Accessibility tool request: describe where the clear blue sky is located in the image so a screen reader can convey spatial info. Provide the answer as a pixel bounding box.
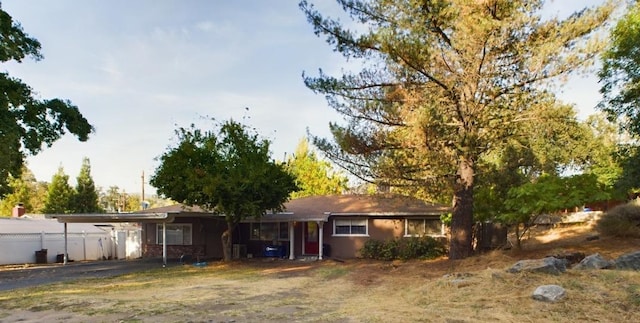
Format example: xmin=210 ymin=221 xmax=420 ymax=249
xmin=2 ymin=1 xmax=606 ymax=195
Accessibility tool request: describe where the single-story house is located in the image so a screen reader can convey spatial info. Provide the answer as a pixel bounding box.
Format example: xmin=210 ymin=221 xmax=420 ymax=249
xmin=137 ymin=194 xmax=450 ymax=260
xmin=49 ymin=194 xmax=450 ymax=263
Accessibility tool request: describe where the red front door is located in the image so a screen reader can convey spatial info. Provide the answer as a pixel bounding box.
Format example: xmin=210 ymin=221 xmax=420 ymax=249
xmin=304 ymin=222 xmax=319 ymax=254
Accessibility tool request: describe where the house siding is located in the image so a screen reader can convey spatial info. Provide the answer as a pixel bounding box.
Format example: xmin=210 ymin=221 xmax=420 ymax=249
xmin=325 ymin=218 xmax=405 ymax=259
xmin=141 ymin=217 xmax=226 ymax=260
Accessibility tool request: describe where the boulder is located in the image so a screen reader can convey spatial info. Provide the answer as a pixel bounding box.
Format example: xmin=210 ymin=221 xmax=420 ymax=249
xmin=573 ymin=253 xmax=613 ymax=270
xmin=546 ymin=251 xmax=585 ymax=265
xmin=532 ymin=285 xmax=566 ymax=302
xmin=507 ymin=257 xmax=568 ymax=275
xmin=613 ymin=251 xmax=640 ymax=270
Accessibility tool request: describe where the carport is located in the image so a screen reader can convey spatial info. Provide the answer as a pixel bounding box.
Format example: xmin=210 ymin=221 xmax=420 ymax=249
xmin=47 ymin=213 xmax=177 ymax=266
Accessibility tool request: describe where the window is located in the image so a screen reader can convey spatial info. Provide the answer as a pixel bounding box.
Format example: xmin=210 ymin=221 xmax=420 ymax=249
xmin=405 ymin=218 xmax=443 ymax=237
xmin=333 ymin=218 xmax=368 ymax=236
xmin=157 ymin=223 xmax=192 ymax=245
xmin=250 ymin=222 xmax=289 ymax=241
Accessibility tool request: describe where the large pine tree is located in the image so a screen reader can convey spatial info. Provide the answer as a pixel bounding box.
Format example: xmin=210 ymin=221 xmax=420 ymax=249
xmin=300 ymin=0 xmax=616 ymax=259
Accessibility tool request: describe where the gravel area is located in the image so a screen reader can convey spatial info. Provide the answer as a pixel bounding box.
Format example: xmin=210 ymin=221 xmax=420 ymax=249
xmin=0 ymin=258 xmax=173 ymax=291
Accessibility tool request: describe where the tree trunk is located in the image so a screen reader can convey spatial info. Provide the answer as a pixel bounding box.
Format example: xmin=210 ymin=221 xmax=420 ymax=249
xmin=449 ymin=156 xmax=475 ymax=260
xmin=221 ymin=221 xmax=236 ymax=261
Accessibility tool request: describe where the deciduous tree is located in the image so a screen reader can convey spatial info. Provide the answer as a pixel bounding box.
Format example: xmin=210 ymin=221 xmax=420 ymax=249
xmin=300 ymin=0 xmax=615 ymax=258
xmin=0 ymin=6 xmax=93 ymax=198
xmin=599 ymin=2 xmax=640 ymax=136
xmin=151 ymin=119 xmax=298 ymax=261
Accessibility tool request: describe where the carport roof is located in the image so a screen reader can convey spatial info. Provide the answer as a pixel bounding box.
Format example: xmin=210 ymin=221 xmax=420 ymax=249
xmin=46 ymin=212 xmax=174 ymax=223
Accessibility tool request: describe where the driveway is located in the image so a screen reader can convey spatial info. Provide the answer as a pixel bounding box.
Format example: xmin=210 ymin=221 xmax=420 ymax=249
xmin=0 ymin=259 xmax=173 ymax=291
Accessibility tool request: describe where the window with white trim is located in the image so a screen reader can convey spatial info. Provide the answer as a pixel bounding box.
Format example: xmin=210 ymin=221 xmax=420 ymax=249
xmin=157 ymin=223 xmax=192 ymax=245
xmin=250 ymin=222 xmax=289 ymax=241
xmin=405 ymin=218 xmax=443 ymax=237
xmin=333 ymin=218 xmax=368 ymax=236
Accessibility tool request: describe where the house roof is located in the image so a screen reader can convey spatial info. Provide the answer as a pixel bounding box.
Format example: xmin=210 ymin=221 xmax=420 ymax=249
xmin=284 ymin=194 xmax=449 ymax=216
xmin=47 ymin=194 xmax=449 ymax=224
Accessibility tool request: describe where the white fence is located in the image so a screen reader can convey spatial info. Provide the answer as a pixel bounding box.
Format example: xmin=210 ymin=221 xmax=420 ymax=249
xmin=0 ymin=229 xmax=142 ymax=265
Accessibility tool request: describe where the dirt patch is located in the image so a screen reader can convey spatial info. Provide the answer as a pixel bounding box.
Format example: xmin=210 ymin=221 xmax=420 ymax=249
xmin=1 ymin=224 xmax=639 ymax=322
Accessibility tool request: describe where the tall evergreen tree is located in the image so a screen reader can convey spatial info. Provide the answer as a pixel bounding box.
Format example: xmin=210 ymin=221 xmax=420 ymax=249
xmin=300 ymin=0 xmax=615 ymax=259
xmin=285 ymin=138 xmax=348 ymax=198
xmin=43 ymin=166 xmax=74 ymax=214
xmin=70 ymin=157 xmax=101 ymax=213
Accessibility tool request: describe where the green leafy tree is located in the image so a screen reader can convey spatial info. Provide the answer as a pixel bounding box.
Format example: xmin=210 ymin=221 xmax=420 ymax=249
xmin=151 ymin=119 xmax=298 ymax=261
xmin=504 ymin=173 xmax=610 ymax=248
xmin=42 ymin=166 xmax=74 ymax=214
xmin=475 ymin=105 xmax=612 ymax=221
xmin=98 ymin=186 xmax=123 ymax=212
xmin=300 ymin=0 xmax=615 ymax=258
xmin=0 ymin=166 xmax=48 ymax=216
xmin=599 ymin=2 xmax=640 ymax=136
xmin=0 ymin=5 xmax=94 ymax=198
xmin=581 ymin=114 xmax=625 ymax=198
xmin=285 ymin=137 xmax=348 ymax=198
xmin=70 ymin=157 xmax=101 ymax=213
xmin=0 ymin=166 xmax=34 ymax=216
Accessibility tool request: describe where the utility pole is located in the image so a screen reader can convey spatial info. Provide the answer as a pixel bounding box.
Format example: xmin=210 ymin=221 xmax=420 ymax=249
xmin=141 ymin=171 xmax=145 ymax=204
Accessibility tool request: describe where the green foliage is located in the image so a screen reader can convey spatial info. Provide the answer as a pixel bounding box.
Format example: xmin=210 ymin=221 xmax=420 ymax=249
xmin=596 ymin=202 xmax=640 ymax=238
xmin=70 ymin=157 xmax=101 ymax=213
xmin=500 ymin=172 xmax=611 ymax=247
xmin=599 ymin=2 xmax=640 ymax=136
xmin=285 ymin=137 xmax=348 ymax=199
xmin=0 ymin=6 xmax=93 ymax=198
xmin=42 ymin=166 xmax=74 ymax=214
xmin=503 ymin=173 xmax=609 ymax=224
xmin=300 ymin=0 xmax=615 ymax=259
xmin=360 ymin=237 xmax=446 ymax=261
xmin=151 ymin=119 xmax=298 ymax=260
xmin=613 ymin=144 xmax=640 ymax=198
xmin=0 ymin=167 xmax=33 ymax=216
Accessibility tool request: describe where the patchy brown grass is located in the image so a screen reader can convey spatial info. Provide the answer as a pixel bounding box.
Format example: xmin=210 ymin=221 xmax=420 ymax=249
xmin=0 ymin=224 xmax=639 ymax=322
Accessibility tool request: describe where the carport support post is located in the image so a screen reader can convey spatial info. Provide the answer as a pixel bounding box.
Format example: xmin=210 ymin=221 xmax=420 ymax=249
xmin=289 ymin=221 xmax=294 ymax=260
xmin=63 ymin=222 xmax=68 ymax=265
xmin=162 ymin=222 xmax=167 ymax=267
xmin=317 ymin=221 xmax=323 ymax=260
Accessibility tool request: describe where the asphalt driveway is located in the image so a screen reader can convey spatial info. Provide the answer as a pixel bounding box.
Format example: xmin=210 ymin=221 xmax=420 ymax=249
xmin=0 ymin=259 xmax=174 ymax=291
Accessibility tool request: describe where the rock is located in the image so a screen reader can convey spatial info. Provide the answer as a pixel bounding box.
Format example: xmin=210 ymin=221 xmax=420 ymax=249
xmin=532 ymin=285 xmax=566 ymax=302
xmin=613 ymin=251 xmax=640 ymax=270
xmin=507 ymin=257 xmax=568 ymax=275
xmin=546 ymin=251 xmax=585 ymax=265
xmin=573 ymin=253 xmax=613 ymax=270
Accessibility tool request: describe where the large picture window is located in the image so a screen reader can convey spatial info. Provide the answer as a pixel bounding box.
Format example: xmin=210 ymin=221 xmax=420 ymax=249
xmin=250 ymin=222 xmax=289 ymax=241
xmin=405 ymin=218 xmax=443 ymax=237
xmin=333 ymin=218 xmax=368 ymax=236
xmin=157 ymin=223 xmax=192 ymax=245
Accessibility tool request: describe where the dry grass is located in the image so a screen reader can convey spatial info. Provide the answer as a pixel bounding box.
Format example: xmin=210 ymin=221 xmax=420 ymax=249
xmin=0 ymin=224 xmax=639 ymax=322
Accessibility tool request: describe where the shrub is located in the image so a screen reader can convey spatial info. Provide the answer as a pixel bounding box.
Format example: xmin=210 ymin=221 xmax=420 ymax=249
xmin=597 ymin=202 xmax=640 ymax=238
xmin=360 ymin=236 xmax=447 ymax=261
